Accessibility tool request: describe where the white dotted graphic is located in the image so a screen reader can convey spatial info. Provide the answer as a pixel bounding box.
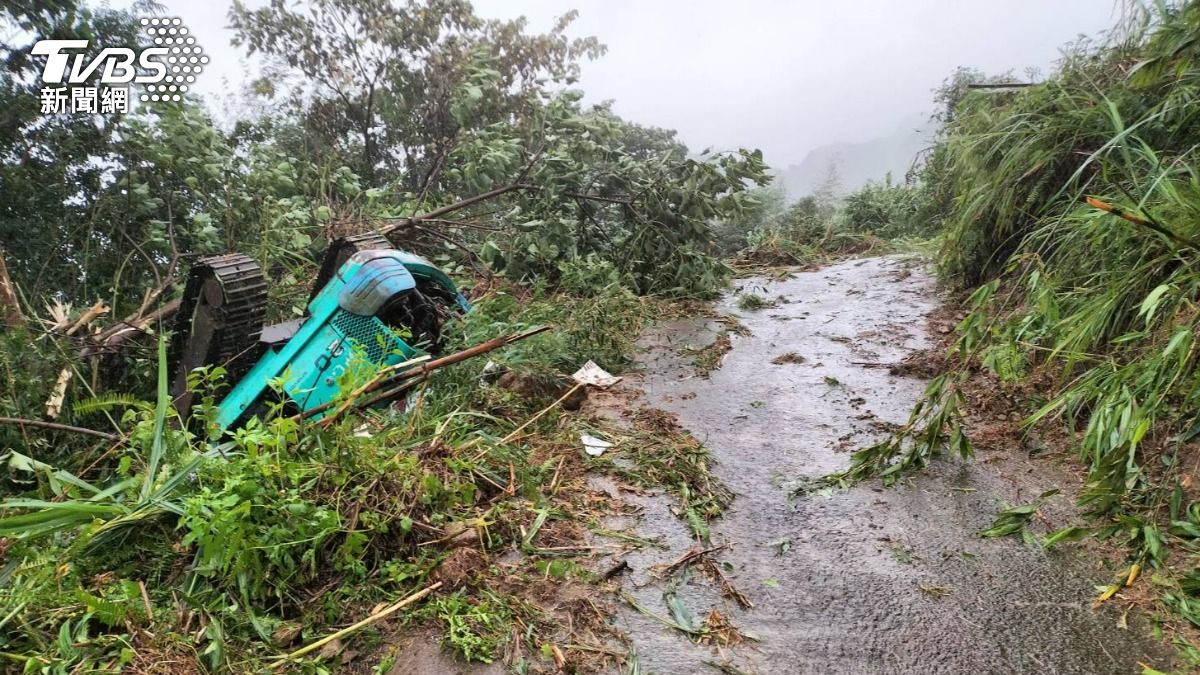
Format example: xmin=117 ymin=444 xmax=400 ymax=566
xmin=138 ymin=17 xmax=202 ymax=103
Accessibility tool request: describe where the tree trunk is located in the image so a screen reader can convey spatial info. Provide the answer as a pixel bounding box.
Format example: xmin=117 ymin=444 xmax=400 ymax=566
xmin=0 ymin=248 xmax=23 ymax=328
xmin=361 ymin=85 xmax=377 ymax=182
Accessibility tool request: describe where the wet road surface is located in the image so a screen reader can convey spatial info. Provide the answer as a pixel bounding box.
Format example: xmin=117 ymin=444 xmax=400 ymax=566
xmin=612 ymin=256 xmax=1169 ymax=674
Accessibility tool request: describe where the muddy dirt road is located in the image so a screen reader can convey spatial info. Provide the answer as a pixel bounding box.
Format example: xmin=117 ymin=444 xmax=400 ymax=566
xmin=612 ymin=256 xmax=1168 ymax=674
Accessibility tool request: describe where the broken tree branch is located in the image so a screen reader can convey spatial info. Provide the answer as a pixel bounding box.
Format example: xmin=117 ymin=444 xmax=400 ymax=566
xmin=82 ymin=297 xmax=181 ymax=357
xmin=269 ymin=581 xmax=443 ymax=668
xmin=655 ymin=543 xmax=731 ymax=579
xmin=384 ymin=183 xmax=633 ymax=236
xmin=65 ymin=301 xmax=109 ymax=337
xmin=385 ymin=183 xmax=527 ymax=234
xmin=411 ymin=224 xmax=487 ymax=267
xmin=0 ymin=248 xmax=23 ymax=328
xmin=966 ymin=82 xmax=1038 ymax=89
xmin=700 ymin=557 xmax=754 ymax=609
xmin=0 ymin=416 xmax=120 ymax=442
xmin=44 ymin=368 xmax=72 ymax=419
xmin=419 ymin=218 xmax=504 ymax=232
xmin=524 ymin=184 xmax=632 ymax=206
xmin=414 ymin=142 xmax=451 ymax=211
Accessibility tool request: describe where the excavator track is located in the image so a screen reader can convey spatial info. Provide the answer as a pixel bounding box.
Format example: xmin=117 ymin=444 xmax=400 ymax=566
xmin=168 ymin=253 xmax=268 ymax=419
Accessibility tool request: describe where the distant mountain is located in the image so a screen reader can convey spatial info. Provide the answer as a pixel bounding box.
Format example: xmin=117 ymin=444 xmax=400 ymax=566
xmin=775 ymin=117 xmax=937 ymax=199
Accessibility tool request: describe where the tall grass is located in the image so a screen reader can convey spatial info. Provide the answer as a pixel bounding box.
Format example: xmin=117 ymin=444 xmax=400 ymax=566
xmin=0 ymin=339 xmax=211 ymax=544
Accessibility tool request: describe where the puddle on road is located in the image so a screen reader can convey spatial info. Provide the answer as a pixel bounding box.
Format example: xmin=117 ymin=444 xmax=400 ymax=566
xmin=612 ymin=256 xmax=1170 ymax=674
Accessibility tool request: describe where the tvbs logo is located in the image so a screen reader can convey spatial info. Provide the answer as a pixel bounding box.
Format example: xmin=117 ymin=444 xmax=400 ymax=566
xmin=34 ymin=17 xmax=206 ymax=114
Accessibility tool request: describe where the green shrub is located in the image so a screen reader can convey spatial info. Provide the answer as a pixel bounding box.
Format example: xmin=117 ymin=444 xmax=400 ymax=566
xmin=838 ymin=175 xmax=935 ymax=240
xmin=557 ymin=253 xmax=625 ymax=295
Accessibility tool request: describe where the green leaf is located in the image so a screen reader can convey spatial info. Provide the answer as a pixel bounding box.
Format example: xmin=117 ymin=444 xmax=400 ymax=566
xmin=1138 ymin=284 xmax=1172 ymax=326
xmin=142 ymin=337 xmax=170 ymax=502
xmin=1042 ymin=526 xmax=1089 ymax=548
xmin=665 ymin=594 xmax=698 ymax=633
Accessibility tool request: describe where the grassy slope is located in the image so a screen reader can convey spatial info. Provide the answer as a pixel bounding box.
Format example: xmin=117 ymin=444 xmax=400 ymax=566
xmin=0 ymin=283 xmax=734 ymax=673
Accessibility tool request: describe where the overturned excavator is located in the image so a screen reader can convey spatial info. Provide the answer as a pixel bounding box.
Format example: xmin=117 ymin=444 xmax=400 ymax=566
xmin=167 ymin=233 xmax=469 ymax=431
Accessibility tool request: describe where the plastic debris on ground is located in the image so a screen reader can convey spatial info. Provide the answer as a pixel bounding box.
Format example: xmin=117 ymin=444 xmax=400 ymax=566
xmin=572 ymin=360 xmax=621 ymax=388
xmin=581 ymin=433 xmax=614 ymax=457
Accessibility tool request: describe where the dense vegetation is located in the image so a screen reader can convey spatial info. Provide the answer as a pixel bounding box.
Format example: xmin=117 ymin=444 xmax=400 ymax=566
xmin=721 ymin=168 xmax=936 ymax=268
xmin=820 ymin=0 xmax=1200 ymax=653
xmin=0 ymin=1 xmax=761 ymax=671
xmin=15 ymin=0 xmax=1200 ymax=669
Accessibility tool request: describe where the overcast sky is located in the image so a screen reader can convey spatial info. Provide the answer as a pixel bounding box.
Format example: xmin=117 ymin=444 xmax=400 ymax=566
xmin=106 ymin=0 xmax=1119 ymax=169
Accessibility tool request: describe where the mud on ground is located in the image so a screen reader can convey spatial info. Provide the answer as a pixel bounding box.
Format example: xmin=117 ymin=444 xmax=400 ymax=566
xmin=368 ymin=255 xmax=1175 ymax=674
xmin=602 ymin=255 xmax=1173 ymax=674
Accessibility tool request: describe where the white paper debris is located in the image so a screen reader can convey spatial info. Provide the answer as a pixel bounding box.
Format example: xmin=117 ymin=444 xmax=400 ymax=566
xmin=572 ymin=360 xmax=621 ymax=388
xmin=581 ymin=433 xmax=613 ymax=457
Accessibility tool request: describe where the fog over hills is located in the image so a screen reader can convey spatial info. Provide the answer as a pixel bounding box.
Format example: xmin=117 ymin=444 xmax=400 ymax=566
xmin=123 ymin=0 xmax=1115 ymax=189
xmin=775 ymin=115 xmax=937 ymax=199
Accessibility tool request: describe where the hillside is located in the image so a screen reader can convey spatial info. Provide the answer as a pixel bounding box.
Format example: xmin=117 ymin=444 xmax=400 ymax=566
xmin=775 ymin=116 xmax=935 ymax=198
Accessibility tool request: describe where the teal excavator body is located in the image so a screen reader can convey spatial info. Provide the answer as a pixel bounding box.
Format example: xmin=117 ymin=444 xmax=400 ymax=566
xmin=168 ymin=234 xmax=469 ymax=431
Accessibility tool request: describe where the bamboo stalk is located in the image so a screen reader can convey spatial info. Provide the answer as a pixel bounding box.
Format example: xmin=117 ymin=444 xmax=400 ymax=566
xmin=499 ymin=382 xmax=584 ymax=444
xmin=356 ymin=375 xmax=428 ymax=411
xmin=296 ymin=325 xmax=551 ymax=423
xmin=269 ymin=581 xmax=443 ymax=668
xmin=1087 ymin=196 xmax=1200 ymax=250
xmin=317 ymin=354 xmax=431 ymax=427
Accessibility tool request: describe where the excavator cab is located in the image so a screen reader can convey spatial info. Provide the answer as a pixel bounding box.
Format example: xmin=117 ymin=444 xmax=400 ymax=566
xmin=167 ymin=233 xmax=469 ymax=431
